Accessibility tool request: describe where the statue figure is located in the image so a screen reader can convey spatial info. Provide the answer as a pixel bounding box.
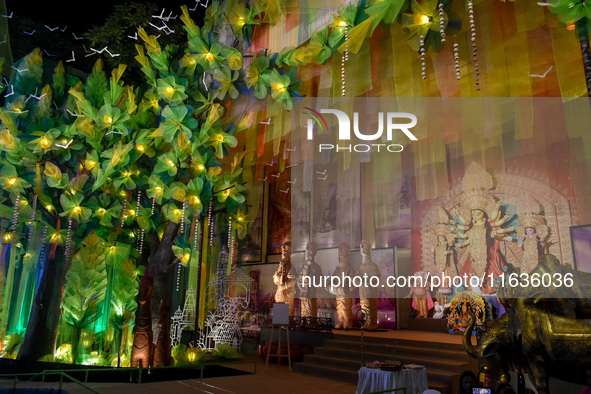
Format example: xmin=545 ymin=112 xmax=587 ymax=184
xmin=430 ymin=210 xmax=458 ymax=305
xmin=515 ymin=200 xmax=548 ymax=274
xmin=273 ymin=242 xmax=294 ymax=316
xmin=405 ymin=271 xmax=434 ymax=318
xmin=131 ymin=272 xmax=153 ymax=368
xmin=450 ymin=163 xmax=514 ymax=293
xmin=297 ymin=242 xmax=322 ymax=318
xmin=357 ymin=240 xmax=380 ymax=330
xmin=328 ymin=243 xmax=355 ymax=329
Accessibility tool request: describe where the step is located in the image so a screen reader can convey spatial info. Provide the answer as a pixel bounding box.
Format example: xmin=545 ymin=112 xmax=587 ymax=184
xmin=313 ymin=348 xmax=470 ymax=374
xmin=292 ymin=362 xmax=358 ymax=385
xmin=323 ymin=339 xmax=468 ymax=360
xmin=333 ymin=335 xmax=467 ymax=353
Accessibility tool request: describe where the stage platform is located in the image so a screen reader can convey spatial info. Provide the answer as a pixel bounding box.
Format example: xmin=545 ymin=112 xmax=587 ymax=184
xmin=292 ymin=328 xmax=477 ymax=394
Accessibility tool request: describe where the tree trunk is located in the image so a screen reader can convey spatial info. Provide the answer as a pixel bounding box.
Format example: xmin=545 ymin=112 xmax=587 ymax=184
xmin=149 ymin=222 xmax=179 ymax=316
xmin=17 ymin=221 xmax=78 ymax=362
xmin=148 ymin=221 xmax=179 ymax=366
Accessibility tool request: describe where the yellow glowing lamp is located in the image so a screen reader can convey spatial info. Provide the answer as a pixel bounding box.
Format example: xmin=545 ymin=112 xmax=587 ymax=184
xmin=223 ymin=189 xmax=231 ymax=197
xmin=186 ymin=56 xmax=196 ymax=65
xmin=103 ymin=115 xmax=113 ymax=125
xmin=182 ymin=253 xmax=190 ymax=263
xmin=7 ymin=177 xmax=17 ymax=187
xmin=154 ymin=186 xmax=163 ymax=194
xmin=187 ymin=350 xmax=197 ymax=362
xmin=110 ymin=246 xmax=116 ymax=253
xmin=97 ymin=208 xmax=106 ymax=216
xmin=335 ymin=18 xmax=347 ymax=27
xmin=164 ymin=86 xmax=175 ymax=97
xmin=418 ymin=14 xmax=430 ymax=25
xmin=3 ymin=232 xmax=13 ymax=242
xmin=151 ymin=99 xmax=159 ymax=107
xmin=190 ymin=195 xmax=200 ymax=205
xmin=40 ymin=137 xmax=52 ymax=149
xmin=216 ymin=134 xmax=225 ymax=142
xmin=236 ymin=17 xmax=245 ymax=26
xmin=73 ymin=206 xmax=82 ymax=215
xmin=166 ymin=158 xmax=175 ymax=167
xmin=174 ymin=209 xmax=182 ymax=217
xmin=205 ymin=52 xmax=214 ymax=61
xmin=120 ymin=191 xmax=127 ymax=197
xmin=238 ymin=215 xmax=245 ymax=222
xmin=46 ymin=205 xmax=53 ymax=211
xmin=196 ymin=163 xmax=205 ymax=171
xmin=127 ymin=209 xmax=135 ymax=216
xmin=136 ymin=144 xmax=145 ymax=152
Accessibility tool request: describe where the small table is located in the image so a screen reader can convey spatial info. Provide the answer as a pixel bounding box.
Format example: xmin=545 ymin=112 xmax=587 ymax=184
xmin=356 ymin=366 xmax=429 ymax=394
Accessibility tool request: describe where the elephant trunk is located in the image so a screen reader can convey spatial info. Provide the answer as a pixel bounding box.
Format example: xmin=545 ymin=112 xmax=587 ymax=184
xmin=463 ymin=311 xmax=478 ymax=359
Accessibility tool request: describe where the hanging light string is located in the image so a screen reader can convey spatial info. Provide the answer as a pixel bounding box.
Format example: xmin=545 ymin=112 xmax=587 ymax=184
xmin=454 ymin=43 xmax=461 ymax=80
xmin=135 ymin=191 xmax=144 ymax=253
xmin=176 ymin=258 xmax=182 ymax=293
xmin=65 ymin=218 xmax=73 ymax=259
xmin=11 ymin=195 xmax=20 ymax=232
xmin=342 ymin=24 xmax=349 ymax=96
xmin=27 ymin=196 xmax=37 ymax=245
xmin=227 ymin=216 xmax=233 ymax=267
xmin=439 ymin=2 xmax=446 ymax=43
xmin=420 ymin=35 xmax=426 ymax=80
xmin=180 ymin=200 xmax=187 ymax=234
xmin=208 ymin=201 xmax=214 ymax=246
xmin=194 ymin=218 xmax=200 ymax=251
xmin=467 ymin=0 xmax=480 ymax=90
xmin=38 ymin=225 xmax=48 ymax=266
xmin=120 ymin=196 xmax=128 ymax=229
